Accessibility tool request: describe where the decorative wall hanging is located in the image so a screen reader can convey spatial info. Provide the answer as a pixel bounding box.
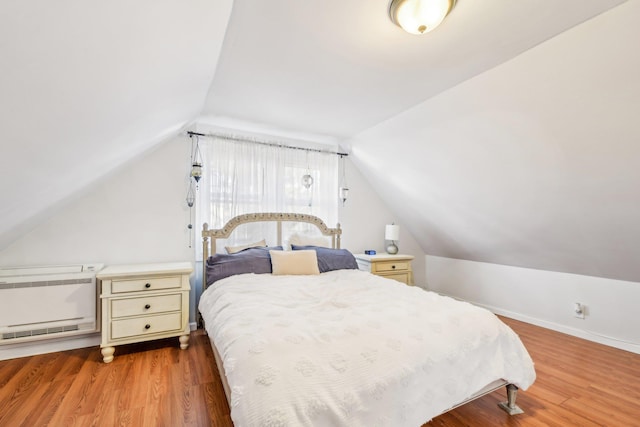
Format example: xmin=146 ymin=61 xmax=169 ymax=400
xmin=186 ymin=180 xmax=195 ymax=247
xmin=186 ymin=132 xmax=205 ymax=248
xmin=302 ymin=151 xmax=314 ymax=189
xmin=339 ymin=154 xmax=349 ymax=206
xmin=190 ymin=134 xmax=203 ymax=187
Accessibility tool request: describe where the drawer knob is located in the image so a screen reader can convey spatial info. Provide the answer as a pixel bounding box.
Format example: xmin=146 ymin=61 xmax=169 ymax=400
xmin=144 ymin=304 xmax=151 ymax=309
xmin=145 ymin=324 xmax=151 ymax=330
xmin=392 ymin=265 xmax=396 ymax=269
xmin=145 ymin=283 xmax=151 ymax=288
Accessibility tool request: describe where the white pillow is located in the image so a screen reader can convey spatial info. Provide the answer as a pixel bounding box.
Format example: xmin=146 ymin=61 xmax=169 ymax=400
xmin=270 ymin=250 xmax=320 ymax=275
xmin=287 ymin=233 xmax=331 ymax=249
xmin=225 ymin=239 xmax=267 ymax=254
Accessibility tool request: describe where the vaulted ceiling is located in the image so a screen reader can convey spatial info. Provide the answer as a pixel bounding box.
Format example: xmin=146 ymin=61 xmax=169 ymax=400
xmin=201 ymin=0 xmax=626 ymax=138
xmin=0 ymin=0 xmax=233 ymax=249
xmin=2 ymin=0 xmax=638 ymax=281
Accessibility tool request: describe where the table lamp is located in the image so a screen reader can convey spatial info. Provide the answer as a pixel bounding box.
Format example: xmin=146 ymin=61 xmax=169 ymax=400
xmin=385 ymin=224 xmax=400 ymax=254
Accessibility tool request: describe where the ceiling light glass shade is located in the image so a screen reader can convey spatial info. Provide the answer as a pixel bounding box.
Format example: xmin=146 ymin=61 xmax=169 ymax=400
xmin=389 ymin=0 xmax=456 ymax=35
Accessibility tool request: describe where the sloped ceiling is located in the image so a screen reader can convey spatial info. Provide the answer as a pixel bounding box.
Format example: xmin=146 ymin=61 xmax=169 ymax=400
xmin=0 ymin=0 xmax=233 ymax=249
xmin=347 ymin=1 xmax=640 ymax=282
xmin=203 ymin=0 xmax=637 ymax=281
xmin=202 ymin=0 xmax=625 ymax=137
xmin=2 ymin=0 xmax=636 ymax=284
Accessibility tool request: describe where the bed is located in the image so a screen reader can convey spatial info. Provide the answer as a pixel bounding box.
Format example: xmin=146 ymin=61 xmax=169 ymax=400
xmin=198 ymin=213 xmax=536 ymax=426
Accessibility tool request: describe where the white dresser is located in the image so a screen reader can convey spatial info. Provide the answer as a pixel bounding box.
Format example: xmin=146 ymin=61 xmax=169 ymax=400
xmin=97 ymin=262 xmax=192 ymax=363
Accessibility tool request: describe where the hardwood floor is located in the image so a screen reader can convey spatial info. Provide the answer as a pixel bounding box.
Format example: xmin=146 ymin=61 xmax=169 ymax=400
xmin=428 ymin=317 xmax=640 ymax=427
xmin=1 ymin=317 xmax=638 ymax=426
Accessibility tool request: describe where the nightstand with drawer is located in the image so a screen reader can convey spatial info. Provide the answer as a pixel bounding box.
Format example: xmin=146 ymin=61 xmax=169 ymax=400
xmin=97 ymin=262 xmax=192 ymax=363
xmin=354 ymin=254 xmax=414 ymax=285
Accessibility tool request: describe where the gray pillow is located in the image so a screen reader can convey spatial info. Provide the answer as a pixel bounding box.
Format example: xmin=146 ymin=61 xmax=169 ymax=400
xmin=291 ymin=245 xmax=358 ymax=273
xmin=206 ymin=247 xmax=282 ymax=286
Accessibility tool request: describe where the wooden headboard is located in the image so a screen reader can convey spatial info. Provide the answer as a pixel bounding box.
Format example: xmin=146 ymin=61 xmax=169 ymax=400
xmin=202 ymin=212 xmax=342 ymax=288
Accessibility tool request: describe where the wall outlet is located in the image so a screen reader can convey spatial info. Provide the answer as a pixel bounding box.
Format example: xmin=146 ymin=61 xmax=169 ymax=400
xmin=574 ymin=302 xmax=586 ymax=319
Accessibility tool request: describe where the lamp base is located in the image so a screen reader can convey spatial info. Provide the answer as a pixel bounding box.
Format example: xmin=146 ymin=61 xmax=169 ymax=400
xmin=386 ymin=242 xmax=398 ymax=255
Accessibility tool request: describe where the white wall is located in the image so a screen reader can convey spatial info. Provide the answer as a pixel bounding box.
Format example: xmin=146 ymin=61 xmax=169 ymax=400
xmin=340 ymin=157 xmax=426 ymax=286
xmin=347 ymin=1 xmax=640 ymax=283
xmin=0 ymin=135 xmax=195 ymax=359
xmin=0 ymin=136 xmax=194 ymax=266
xmin=0 ymin=0 xmax=233 ymax=251
xmin=0 ymin=131 xmax=426 ymax=358
xmin=426 ymin=255 xmax=640 ymax=354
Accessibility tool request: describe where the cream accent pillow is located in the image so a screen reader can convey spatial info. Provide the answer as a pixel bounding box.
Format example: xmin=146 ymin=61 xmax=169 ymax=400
xmin=225 ymin=239 xmax=267 ymax=254
xmin=270 ymin=250 xmax=320 ymax=275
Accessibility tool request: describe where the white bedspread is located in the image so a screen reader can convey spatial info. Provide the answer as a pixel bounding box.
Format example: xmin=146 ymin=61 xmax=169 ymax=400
xmin=199 ymin=269 xmax=535 ymax=427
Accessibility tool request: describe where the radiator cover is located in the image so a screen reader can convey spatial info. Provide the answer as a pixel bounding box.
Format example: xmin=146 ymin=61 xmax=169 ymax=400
xmin=0 ymin=264 xmax=103 ymax=344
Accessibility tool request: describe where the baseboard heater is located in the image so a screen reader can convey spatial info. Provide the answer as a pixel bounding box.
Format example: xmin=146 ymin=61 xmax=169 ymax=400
xmin=0 ymin=264 xmax=103 ymax=344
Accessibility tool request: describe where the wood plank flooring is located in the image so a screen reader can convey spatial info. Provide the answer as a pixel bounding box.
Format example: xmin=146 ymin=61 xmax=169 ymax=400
xmin=1 ymin=317 xmax=638 ymax=426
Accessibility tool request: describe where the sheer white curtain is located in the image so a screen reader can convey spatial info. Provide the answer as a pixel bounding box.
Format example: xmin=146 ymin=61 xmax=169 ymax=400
xmin=195 ymin=136 xmax=339 ymax=258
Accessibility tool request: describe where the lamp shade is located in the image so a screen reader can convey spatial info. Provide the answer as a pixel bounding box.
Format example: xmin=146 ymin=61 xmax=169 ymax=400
xmin=385 ymin=224 xmax=400 ymax=241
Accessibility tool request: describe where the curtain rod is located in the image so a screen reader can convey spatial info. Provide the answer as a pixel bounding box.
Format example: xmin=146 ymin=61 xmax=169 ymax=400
xmin=187 ymin=131 xmax=348 ymax=157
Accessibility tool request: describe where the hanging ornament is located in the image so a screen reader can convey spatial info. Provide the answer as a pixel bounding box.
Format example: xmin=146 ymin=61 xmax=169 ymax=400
xmin=339 ymin=155 xmax=349 ymax=206
xmin=302 ymin=151 xmax=314 ymax=189
xmin=186 ymin=134 xmax=201 ymax=248
xmin=301 ymin=173 xmax=314 ymax=189
xmin=186 ymin=180 xmax=195 ymax=208
xmin=186 ymin=178 xmax=196 ymax=248
xmin=339 ymin=186 xmax=349 ymax=206
xmin=190 ymin=135 xmax=203 ymax=185
xmin=191 ymin=163 xmax=202 ymax=182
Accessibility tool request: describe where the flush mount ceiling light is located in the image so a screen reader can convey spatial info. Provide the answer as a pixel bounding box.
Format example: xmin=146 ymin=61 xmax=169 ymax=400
xmin=389 ymin=0 xmax=457 ymax=35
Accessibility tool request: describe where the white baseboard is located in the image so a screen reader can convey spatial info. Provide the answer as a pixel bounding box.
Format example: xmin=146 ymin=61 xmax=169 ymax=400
xmin=436 ymin=291 xmax=640 ymax=355
xmin=0 ymin=333 xmax=101 ymax=361
xmin=1 ymin=323 xmax=200 ymax=361
xmin=426 ymin=256 xmax=640 ymax=355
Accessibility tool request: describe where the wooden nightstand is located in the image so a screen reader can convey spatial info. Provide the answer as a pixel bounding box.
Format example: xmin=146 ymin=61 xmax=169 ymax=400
xmin=97 ymin=262 xmax=192 ymax=363
xmin=354 ymin=254 xmax=414 ymax=285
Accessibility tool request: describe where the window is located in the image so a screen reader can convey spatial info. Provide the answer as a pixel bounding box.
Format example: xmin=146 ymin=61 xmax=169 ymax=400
xmin=195 ymin=136 xmax=339 ymax=257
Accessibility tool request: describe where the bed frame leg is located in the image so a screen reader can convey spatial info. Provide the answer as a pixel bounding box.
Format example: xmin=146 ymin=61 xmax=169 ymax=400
xmin=498 ymin=384 xmax=524 ymax=415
